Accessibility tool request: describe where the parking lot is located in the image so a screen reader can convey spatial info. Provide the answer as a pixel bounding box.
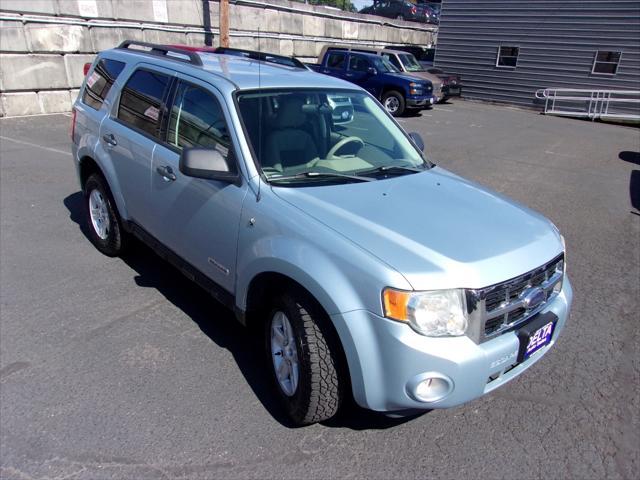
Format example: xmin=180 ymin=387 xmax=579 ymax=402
xmin=1 ymin=101 xmax=638 ymax=479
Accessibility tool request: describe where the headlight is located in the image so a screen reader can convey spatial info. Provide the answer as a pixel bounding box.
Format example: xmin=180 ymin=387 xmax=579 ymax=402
xmin=382 ymin=288 xmax=468 ymax=336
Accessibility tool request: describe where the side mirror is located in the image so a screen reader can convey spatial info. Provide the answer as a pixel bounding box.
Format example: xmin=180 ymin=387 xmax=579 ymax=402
xmin=367 ymin=66 xmax=378 ymax=76
xmin=409 ymin=132 xmax=425 ymax=152
xmin=179 ymin=147 xmax=238 ymax=183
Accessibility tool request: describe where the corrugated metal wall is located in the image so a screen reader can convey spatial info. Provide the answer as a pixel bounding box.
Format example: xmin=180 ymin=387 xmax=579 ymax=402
xmin=434 ymin=0 xmax=640 ymax=107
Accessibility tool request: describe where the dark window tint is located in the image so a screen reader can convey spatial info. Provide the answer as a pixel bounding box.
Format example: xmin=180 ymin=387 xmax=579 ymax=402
xmin=497 ymin=46 xmax=519 ymax=68
xmin=349 ymin=55 xmax=370 ymax=72
xmin=327 ymin=52 xmax=346 ymax=69
xmin=592 ymin=51 xmax=621 ymax=75
xmin=82 ymin=59 xmax=125 ymax=110
xmin=167 ymin=82 xmax=231 ymax=159
xmin=117 ymin=69 xmax=171 ymax=138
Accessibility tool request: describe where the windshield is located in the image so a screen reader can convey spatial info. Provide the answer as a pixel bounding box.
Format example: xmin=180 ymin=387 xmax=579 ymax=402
xmin=398 ymin=53 xmax=424 ymax=72
xmin=373 ymin=57 xmax=400 ymax=73
xmin=237 ymin=89 xmax=428 ymax=185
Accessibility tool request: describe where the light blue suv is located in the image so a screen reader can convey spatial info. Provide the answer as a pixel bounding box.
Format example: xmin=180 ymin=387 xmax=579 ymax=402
xmin=71 ymin=41 xmax=572 ymax=426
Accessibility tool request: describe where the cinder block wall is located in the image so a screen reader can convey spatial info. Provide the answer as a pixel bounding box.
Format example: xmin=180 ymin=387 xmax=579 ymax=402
xmin=0 ymin=0 xmax=436 ymax=117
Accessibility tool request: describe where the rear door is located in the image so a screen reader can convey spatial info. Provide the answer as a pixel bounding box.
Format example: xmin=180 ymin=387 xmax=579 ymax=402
xmin=148 ymin=76 xmax=248 ymax=293
xmin=100 ymin=65 xmax=174 ymax=225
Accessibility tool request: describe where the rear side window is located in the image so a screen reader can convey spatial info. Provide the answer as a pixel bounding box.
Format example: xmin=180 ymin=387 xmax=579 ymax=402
xmin=167 ymin=81 xmax=231 ymax=158
xmin=82 ymin=58 xmax=125 ymax=110
xmin=117 ymin=69 xmax=172 ymax=138
xmin=327 ymin=52 xmax=346 ymax=69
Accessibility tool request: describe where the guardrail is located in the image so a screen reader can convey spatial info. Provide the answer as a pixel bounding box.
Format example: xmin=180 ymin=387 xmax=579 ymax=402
xmin=534 ymin=88 xmax=640 ymax=121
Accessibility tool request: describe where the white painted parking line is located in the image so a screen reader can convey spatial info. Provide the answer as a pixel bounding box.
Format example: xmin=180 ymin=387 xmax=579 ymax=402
xmin=0 ymin=112 xmax=71 ymax=120
xmin=545 ymin=150 xmax=577 ymax=158
xmin=0 ymin=135 xmax=70 ymax=156
xmin=433 ymin=107 xmax=453 ymax=112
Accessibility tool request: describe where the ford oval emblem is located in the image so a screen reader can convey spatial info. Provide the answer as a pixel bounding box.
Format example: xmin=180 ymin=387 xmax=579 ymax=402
xmin=521 ymin=287 xmax=546 ymax=310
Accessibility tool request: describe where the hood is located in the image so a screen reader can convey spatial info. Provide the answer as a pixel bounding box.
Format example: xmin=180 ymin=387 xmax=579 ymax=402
xmin=272 ymin=167 xmax=563 ymax=290
xmin=397 ymin=71 xmax=443 ymax=88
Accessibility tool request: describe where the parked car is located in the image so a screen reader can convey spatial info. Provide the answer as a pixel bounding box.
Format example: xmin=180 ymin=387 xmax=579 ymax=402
xmin=72 ymin=40 xmax=572 ymax=427
xmin=321 ymin=45 xmax=444 ymax=103
xmin=385 ymin=45 xmax=462 ymax=99
xmin=309 ymin=48 xmax=436 ymax=116
xmin=359 ymin=0 xmax=428 ymax=22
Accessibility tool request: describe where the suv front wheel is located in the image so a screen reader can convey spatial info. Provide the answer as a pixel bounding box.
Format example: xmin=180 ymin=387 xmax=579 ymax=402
xmin=266 ymin=289 xmax=343 ymax=426
xmin=382 ymin=90 xmax=406 ymax=117
xmin=84 ymin=173 xmax=128 ymax=257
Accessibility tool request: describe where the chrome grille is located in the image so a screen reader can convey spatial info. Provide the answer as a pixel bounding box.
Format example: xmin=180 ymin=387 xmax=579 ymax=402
xmin=466 ymin=253 xmax=564 ymax=343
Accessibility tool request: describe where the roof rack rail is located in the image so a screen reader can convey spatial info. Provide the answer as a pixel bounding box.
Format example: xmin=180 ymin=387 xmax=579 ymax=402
xmin=213 ymin=47 xmax=308 ymax=70
xmin=117 ymin=40 xmax=203 ymax=67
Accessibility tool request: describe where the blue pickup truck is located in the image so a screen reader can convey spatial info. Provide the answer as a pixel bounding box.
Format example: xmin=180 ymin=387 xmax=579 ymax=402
xmin=309 ymin=49 xmax=436 ymax=116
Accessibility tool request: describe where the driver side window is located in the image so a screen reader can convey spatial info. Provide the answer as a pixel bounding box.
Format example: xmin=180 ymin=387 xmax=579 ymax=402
xmin=167 ymin=81 xmax=231 ymax=158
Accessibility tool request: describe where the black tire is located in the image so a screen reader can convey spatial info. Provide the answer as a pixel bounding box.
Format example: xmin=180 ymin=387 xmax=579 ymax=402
xmin=84 ymin=173 xmax=128 ymax=257
xmin=265 ymin=289 xmax=343 ymax=426
xmin=382 ymin=90 xmax=406 ymax=117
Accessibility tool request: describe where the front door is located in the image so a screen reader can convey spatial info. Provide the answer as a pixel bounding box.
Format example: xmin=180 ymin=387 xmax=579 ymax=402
xmin=149 ymin=77 xmax=248 ymax=293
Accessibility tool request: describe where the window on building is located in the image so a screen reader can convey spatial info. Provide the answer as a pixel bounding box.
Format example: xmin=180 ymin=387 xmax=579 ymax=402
xmin=592 ymin=51 xmax=621 ymax=75
xmin=117 ymin=69 xmax=172 ymax=138
xmin=496 ymin=46 xmax=519 ymax=68
xmin=82 ymin=59 xmax=125 ymax=110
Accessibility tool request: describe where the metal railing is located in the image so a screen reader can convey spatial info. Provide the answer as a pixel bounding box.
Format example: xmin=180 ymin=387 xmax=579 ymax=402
xmin=534 ymin=88 xmax=640 ymax=121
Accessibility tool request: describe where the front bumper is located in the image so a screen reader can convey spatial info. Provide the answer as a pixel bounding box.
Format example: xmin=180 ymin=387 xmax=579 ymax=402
xmin=406 ymin=95 xmax=436 ymax=108
xmin=332 ymin=278 xmax=572 ymax=412
xmin=442 ymin=85 xmax=462 ymax=98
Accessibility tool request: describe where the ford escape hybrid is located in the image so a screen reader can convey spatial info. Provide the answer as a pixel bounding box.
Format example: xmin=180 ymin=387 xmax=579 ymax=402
xmin=71 ymin=41 xmax=573 ymax=426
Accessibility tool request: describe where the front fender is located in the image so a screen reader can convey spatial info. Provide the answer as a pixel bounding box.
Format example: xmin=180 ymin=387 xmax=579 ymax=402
xmin=236 ymin=236 xmax=362 ymax=316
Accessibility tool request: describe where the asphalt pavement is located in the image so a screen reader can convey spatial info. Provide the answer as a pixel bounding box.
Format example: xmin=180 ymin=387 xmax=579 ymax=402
xmin=1 ymin=101 xmax=639 ymax=479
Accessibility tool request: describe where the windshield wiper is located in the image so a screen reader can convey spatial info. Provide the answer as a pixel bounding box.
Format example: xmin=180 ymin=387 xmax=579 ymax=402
xmin=358 ymin=164 xmax=427 ymax=176
xmin=268 ymin=171 xmax=375 ymax=184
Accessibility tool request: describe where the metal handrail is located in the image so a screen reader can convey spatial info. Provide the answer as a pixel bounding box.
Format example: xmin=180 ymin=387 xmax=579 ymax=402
xmin=535 ymin=88 xmax=640 ymax=121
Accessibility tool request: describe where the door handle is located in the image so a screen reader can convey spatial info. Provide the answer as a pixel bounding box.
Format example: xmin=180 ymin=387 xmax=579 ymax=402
xmin=156 ymin=165 xmax=176 ymax=182
xmin=102 ymin=133 xmax=117 ymax=146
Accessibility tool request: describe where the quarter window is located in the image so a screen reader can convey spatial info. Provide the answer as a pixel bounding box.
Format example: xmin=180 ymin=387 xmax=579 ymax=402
xmin=496 ymin=46 xmax=519 ymax=68
xmin=167 ymin=81 xmax=231 ymax=159
xmin=117 ymin=69 xmax=172 ymax=138
xmin=592 ymin=51 xmax=621 ymax=75
xmin=82 ymin=59 xmax=125 ymax=110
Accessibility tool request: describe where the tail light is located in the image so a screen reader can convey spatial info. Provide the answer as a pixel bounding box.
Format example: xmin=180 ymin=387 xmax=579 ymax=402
xmin=411 ymin=6 xmax=416 ymax=14
xmin=70 ymin=108 xmax=77 ymax=142
xmin=83 ymin=62 xmax=91 ymax=76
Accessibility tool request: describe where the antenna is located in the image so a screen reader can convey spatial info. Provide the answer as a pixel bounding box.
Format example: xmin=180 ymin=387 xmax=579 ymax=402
xmin=256 ymin=27 xmax=262 ymax=202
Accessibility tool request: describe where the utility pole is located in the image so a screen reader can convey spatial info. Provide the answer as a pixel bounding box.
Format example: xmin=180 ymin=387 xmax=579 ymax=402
xmin=219 ymin=0 xmax=230 ymax=47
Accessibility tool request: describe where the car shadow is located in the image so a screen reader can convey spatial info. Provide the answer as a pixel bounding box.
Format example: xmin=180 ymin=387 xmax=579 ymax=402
xmin=63 ymin=191 xmax=421 ymax=430
xmin=619 ymin=151 xmax=640 ymax=214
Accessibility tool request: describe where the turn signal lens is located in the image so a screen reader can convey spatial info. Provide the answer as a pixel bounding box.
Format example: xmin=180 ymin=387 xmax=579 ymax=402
xmin=383 ymin=288 xmax=410 ymax=321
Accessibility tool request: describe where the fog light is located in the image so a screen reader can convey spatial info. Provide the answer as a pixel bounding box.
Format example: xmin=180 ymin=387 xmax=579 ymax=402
xmin=408 ymin=373 xmax=454 ymax=403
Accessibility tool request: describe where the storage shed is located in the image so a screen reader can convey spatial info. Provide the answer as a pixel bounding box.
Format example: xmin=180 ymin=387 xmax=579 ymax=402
xmin=433 ymin=0 xmax=640 ymax=107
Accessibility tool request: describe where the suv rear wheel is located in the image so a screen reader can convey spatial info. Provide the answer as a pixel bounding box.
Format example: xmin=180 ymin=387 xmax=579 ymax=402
xmin=84 ymin=173 xmax=128 ymax=257
xmin=382 ymin=90 xmax=405 ymax=117
xmin=265 ymin=289 xmax=343 ymax=426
